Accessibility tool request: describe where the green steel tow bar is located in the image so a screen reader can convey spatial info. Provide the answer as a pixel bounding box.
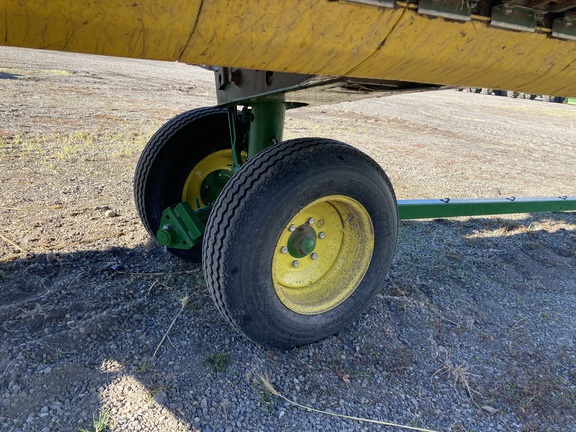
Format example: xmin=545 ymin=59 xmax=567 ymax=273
xmin=398 ymin=196 xmax=576 ymax=219
xmin=158 ymin=192 xmax=576 ymax=250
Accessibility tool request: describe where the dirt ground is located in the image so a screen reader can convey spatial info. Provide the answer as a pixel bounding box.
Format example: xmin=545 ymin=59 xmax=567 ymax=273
xmin=0 ymin=47 xmax=575 ymax=432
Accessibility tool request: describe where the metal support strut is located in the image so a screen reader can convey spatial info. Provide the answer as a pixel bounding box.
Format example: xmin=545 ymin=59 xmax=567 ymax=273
xmin=248 ymin=99 xmax=286 ymax=158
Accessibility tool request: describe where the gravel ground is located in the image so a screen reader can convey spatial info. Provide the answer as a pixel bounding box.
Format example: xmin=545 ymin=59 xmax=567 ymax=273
xmin=0 ymin=47 xmax=575 ymax=432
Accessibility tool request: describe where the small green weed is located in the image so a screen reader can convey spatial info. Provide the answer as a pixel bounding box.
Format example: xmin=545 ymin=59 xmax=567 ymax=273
xmin=79 ymin=409 xmax=109 ymax=432
xmin=252 ymin=377 xmax=275 ymax=413
xmin=257 ymin=388 xmax=275 ymax=413
xmin=205 ymin=352 xmax=232 ymax=373
xmin=138 ymin=359 xmax=151 ymax=373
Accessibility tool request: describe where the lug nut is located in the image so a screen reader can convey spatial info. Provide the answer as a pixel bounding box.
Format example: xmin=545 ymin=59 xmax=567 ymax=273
xmin=308 ymin=218 xmax=315 ymax=225
xmin=289 ymin=224 xmax=296 ymax=232
xmin=319 ymin=232 xmax=326 ymax=239
xmin=311 ymin=253 xmax=318 ymax=260
xmin=281 ymin=246 xmax=288 ymax=254
xmin=292 ymin=260 xmax=300 ymax=268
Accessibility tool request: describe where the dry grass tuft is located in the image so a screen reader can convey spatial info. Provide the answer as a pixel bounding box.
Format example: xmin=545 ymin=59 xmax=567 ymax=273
xmin=257 ymin=374 xmax=438 ymax=431
xmin=496 ymin=362 xmax=576 ymax=423
xmin=433 ymin=352 xmax=483 ymax=405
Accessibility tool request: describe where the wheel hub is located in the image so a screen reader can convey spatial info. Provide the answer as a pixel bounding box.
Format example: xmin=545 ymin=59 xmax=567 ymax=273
xmin=182 ymin=149 xmax=236 ymax=208
xmin=272 ymin=195 xmax=374 ymax=315
xmin=200 ymin=169 xmax=232 ymax=206
xmin=287 ymin=224 xmax=317 ymax=258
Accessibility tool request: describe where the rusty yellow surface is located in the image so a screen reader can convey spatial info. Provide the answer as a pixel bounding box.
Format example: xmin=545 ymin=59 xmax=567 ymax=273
xmin=0 ymin=0 xmax=203 ymax=60
xmin=1 ymin=0 xmax=575 ymax=96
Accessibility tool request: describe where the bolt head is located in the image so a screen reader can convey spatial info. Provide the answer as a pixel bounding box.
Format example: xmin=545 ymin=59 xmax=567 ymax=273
xmin=308 ymin=218 xmax=315 ymax=225
xmin=289 ymin=224 xmax=296 ymax=232
xmin=157 ymin=225 xmax=177 ymax=246
xmin=281 ymin=246 xmax=288 ymax=254
xmin=292 ymin=260 xmax=300 ymax=268
xmin=319 ymin=232 xmax=326 ymax=239
xmin=311 ymin=253 xmax=318 ymax=260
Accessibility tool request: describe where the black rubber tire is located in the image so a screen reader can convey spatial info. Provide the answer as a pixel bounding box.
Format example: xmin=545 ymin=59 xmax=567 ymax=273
xmin=134 ymin=107 xmax=233 ymax=262
xmin=202 ymin=138 xmax=398 ymax=348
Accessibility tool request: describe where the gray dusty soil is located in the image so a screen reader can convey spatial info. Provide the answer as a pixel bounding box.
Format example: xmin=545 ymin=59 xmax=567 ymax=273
xmin=0 ymin=47 xmax=575 ymax=432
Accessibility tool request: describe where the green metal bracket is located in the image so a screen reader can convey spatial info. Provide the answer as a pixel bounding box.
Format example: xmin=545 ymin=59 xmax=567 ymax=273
xmin=491 ymin=5 xmax=536 ymax=32
xmin=418 ymin=0 xmax=471 ymax=21
xmin=398 ymin=197 xmax=576 ymax=220
xmin=552 ymin=17 xmax=576 ymax=41
xmin=156 ymin=201 xmax=207 ymax=249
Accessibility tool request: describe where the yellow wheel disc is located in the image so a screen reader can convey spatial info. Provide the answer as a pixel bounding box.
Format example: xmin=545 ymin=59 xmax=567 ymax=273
xmin=272 ymin=195 xmax=374 ymax=315
xmin=182 ymin=149 xmax=239 ymax=207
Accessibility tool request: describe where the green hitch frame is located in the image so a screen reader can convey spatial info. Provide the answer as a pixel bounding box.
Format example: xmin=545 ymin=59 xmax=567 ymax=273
xmin=398 ymin=196 xmax=576 ymax=219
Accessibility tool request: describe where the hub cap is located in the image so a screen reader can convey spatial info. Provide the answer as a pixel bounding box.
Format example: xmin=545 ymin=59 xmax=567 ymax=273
xmin=182 ymin=149 xmax=235 ymax=207
xmin=272 ymin=195 xmax=374 ymax=315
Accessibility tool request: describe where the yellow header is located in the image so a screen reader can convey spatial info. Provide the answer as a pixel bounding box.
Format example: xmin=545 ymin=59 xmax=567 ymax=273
xmin=1 ymin=0 xmax=575 ymax=96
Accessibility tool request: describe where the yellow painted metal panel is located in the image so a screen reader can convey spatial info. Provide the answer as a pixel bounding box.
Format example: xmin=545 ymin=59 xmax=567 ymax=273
xmin=347 ymin=11 xmax=576 ymax=97
xmin=1 ymin=0 xmax=576 ymax=96
xmin=1 ymin=0 xmax=202 ymax=60
xmin=179 ymin=1 xmax=406 ymax=77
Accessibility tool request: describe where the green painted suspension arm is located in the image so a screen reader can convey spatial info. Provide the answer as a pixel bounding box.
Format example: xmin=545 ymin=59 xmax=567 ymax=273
xmin=247 ymin=99 xmax=285 ymax=158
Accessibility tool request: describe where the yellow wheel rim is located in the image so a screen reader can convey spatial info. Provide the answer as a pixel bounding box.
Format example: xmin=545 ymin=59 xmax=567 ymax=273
xmin=272 ymin=195 xmax=374 ymax=315
xmin=182 ymin=150 xmax=242 ymax=208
